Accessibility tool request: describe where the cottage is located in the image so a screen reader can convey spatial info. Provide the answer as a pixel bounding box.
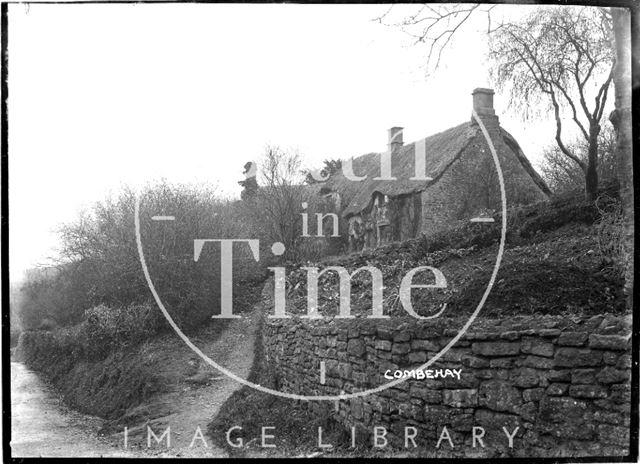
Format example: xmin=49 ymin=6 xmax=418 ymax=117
xmin=320 ymin=88 xmax=551 ymax=252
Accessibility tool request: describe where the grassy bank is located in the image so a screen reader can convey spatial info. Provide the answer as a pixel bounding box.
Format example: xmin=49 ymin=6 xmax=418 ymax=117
xmin=15 ymin=284 xmax=262 ymax=424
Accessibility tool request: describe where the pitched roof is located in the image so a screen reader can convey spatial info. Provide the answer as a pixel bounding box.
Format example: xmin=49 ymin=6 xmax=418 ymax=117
xmin=500 ymin=128 xmax=552 ymax=197
xmin=324 ymin=122 xmax=478 ymax=218
xmin=323 ymin=121 xmax=549 ymax=218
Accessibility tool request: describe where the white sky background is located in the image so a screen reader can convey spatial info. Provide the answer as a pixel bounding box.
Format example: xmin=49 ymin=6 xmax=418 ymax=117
xmin=8 ymin=3 xmax=606 ymax=281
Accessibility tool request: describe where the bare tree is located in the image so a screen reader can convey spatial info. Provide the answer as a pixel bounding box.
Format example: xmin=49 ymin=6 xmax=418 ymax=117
xmin=378 ymin=3 xmax=633 ymax=308
xmin=379 ymin=5 xmax=615 ymax=201
xmin=540 ymin=122 xmax=617 ymax=194
xmin=489 ymin=6 xmax=615 ymax=201
xmin=375 ymin=4 xmax=494 ymax=73
xmin=247 ymin=146 xmax=308 ymax=260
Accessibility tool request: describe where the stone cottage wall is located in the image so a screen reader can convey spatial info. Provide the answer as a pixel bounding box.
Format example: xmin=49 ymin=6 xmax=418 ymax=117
xmin=421 ymin=118 xmax=547 ymax=235
xmin=262 ymin=311 xmax=632 ymax=458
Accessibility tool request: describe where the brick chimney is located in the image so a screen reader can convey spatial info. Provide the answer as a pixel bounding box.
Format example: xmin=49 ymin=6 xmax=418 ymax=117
xmin=388 ymin=126 xmax=404 ymax=153
xmin=471 ymin=88 xmax=499 ymax=125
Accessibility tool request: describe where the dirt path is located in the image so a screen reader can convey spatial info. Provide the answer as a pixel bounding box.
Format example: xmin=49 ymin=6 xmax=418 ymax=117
xmin=106 ymin=309 xmax=259 ymax=457
xmin=11 ymin=309 xmax=259 ymax=458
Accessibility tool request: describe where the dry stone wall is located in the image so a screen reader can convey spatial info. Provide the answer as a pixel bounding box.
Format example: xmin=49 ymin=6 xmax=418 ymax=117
xmin=262 ymin=309 xmax=633 ymax=458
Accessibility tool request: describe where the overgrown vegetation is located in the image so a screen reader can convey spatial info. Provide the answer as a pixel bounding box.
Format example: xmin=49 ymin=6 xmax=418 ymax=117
xmin=279 ymin=182 xmax=626 ymax=320
xmin=12 ymin=180 xmax=268 ymax=420
xmin=539 ymin=123 xmax=617 ymax=194
xmin=17 ymin=327 xmax=164 ymax=419
xmin=16 ymin=181 xmax=264 ymax=333
xmin=238 ymin=146 xmax=347 ymax=262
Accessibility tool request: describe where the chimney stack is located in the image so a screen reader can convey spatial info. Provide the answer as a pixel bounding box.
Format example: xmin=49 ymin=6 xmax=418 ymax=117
xmin=388 ymin=126 xmax=404 ymax=153
xmin=471 ymin=88 xmax=499 ymax=125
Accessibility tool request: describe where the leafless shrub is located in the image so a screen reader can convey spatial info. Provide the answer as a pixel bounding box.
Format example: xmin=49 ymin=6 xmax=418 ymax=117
xmin=594 ymin=194 xmax=625 ymax=274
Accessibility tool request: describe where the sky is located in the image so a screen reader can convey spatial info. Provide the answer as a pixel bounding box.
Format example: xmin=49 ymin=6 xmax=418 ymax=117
xmin=7 ymin=3 xmax=600 ymax=281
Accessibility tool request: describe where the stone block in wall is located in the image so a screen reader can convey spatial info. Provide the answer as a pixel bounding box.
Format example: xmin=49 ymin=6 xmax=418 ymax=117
xmin=602 ymin=351 xmax=619 ymax=365
xmin=511 ymin=368 xmax=541 ymax=388
xmin=520 ymin=355 xmax=554 ymax=369
xmin=375 ymin=340 xmax=392 ymax=351
xmin=442 ymin=389 xmax=478 ymax=408
xmin=423 ymin=404 xmax=455 ymax=425
xmin=587 ymin=410 xmax=628 ymax=426
xmin=325 ymin=377 xmax=343 ymax=388
xmin=489 ymin=357 xmax=517 ymax=368
xmin=369 ymin=396 xmax=390 ymax=415
xmin=481 ymin=369 xmax=512 ymax=382
xmin=596 ymin=367 xmax=629 ymax=384
xmin=441 ymin=372 xmax=480 ymax=389
xmin=337 ymin=362 xmax=352 ymax=379
xmin=583 ymin=315 xmax=605 ymax=331
xmin=347 ymin=327 xmax=360 ymax=338
xmin=546 ymin=383 xmax=569 ymax=396
xmin=553 ymin=348 xmax=602 ymax=367
xmin=353 ymin=371 xmax=367 ymax=385
xmin=392 ymin=342 xmax=411 ymax=355
xmin=499 ymin=331 xmax=520 ymax=341
xmin=474 ymin=409 xmax=523 ymax=434
xmin=408 ymin=351 xmax=427 ymax=364
xmin=588 ymin=334 xmax=629 ymax=351
xmin=522 ymin=388 xmax=545 ymax=403
xmin=472 ymin=342 xmax=520 ymax=357
xmin=399 ymin=402 xmax=424 ymax=421
xmin=516 ymin=401 xmax=537 ymax=422
xmin=360 ymin=325 xmax=376 ymax=336
xmin=411 ymin=339 xmax=440 ymax=351
xmin=596 ymin=314 xmax=632 ymax=334
xmin=594 ymin=399 xmax=630 ymax=414
xmin=520 ymin=337 xmax=555 ymax=357
xmin=464 ymin=331 xmax=501 ymax=341
xmin=393 ymin=331 xmax=412 ymax=342
xmin=351 ymin=399 xmax=364 ymax=419
xmin=450 ymin=413 xmax=475 ymax=432
xmin=539 ymin=396 xmax=589 ymax=423
xmin=408 ymin=383 xmax=437 ymax=399
xmin=571 ymin=369 xmax=597 ymax=384
xmin=347 ymin=339 xmax=366 ymax=357
xmin=537 ymin=422 xmax=595 ymax=441
xmin=440 ymin=347 xmax=469 ymax=362
xmin=569 ymin=384 xmax=608 ymax=399
xmin=557 ymin=331 xmax=589 ymax=346
xmin=616 ymin=354 xmax=631 ymax=369
xmin=536 ymin=329 xmax=561 ymax=338
xmin=392 ymin=354 xmax=409 ymax=365
xmin=461 ymin=354 xmax=490 ymax=368
xmin=478 ymin=380 xmax=522 ymax=413
xmin=610 ymin=384 xmax=631 ymax=404
xmin=547 ymin=369 xmax=571 ymax=382
xmin=597 ymin=424 xmax=629 ymax=447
